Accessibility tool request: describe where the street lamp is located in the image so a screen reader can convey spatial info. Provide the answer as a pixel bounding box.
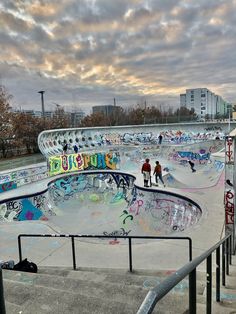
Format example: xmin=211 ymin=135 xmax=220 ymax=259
xmin=38 ymin=90 xmax=45 ymax=119
xmin=228 ymin=104 xmax=232 ymax=133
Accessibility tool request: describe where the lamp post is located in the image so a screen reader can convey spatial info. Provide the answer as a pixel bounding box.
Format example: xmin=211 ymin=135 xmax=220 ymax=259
xmin=38 ymin=90 xmax=45 ymax=119
xmin=228 ymin=104 xmax=232 ymax=133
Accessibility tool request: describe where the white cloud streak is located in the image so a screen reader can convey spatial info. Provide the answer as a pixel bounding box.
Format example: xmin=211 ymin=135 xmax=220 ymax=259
xmin=0 ymin=0 xmax=235 ymax=112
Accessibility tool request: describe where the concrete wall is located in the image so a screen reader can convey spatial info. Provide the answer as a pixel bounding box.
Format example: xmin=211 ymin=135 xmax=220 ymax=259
xmin=38 ymin=122 xmax=234 ymax=158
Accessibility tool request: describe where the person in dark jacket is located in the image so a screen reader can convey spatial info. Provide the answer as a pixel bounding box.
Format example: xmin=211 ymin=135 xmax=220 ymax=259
xmin=73 ymin=144 xmax=78 ymax=153
xmin=141 ymin=158 xmax=151 ymax=187
xmin=63 ymin=143 xmax=68 ymax=154
xmin=158 ymin=134 xmax=163 ymax=144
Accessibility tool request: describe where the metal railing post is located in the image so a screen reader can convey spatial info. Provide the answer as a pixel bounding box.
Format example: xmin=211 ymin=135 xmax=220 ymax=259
xmin=226 ymin=238 xmax=229 ymax=275
xmin=222 ymin=242 xmax=226 ymax=286
xmin=189 ymin=238 xmax=192 ymax=261
xmin=71 ymin=236 xmax=76 ymax=270
xmin=206 ymin=254 xmax=212 ymax=314
xmin=229 ymin=235 xmax=232 ymax=264
xmin=0 ymin=269 xmax=6 ymax=314
xmin=18 ymin=235 xmax=22 ymax=261
xmin=216 ymin=247 xmax=220 ymax=302
xmin=128 ymin=238 xmax=133 ymax=272
xmin=189 ymin=268 xmax=196 ymax=314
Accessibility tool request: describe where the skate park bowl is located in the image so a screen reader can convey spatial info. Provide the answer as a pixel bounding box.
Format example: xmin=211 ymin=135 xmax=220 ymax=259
xmin=0 ymin=171 xmax=202 ymax=243
xmin=0 ymin=123 xmax=229 ymax=244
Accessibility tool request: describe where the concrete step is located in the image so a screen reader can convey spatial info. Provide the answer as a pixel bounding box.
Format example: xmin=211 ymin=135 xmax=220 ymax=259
xmin=3 ymin=279 xmax=136 ymax=314
xmin=4 ymin=267 xmax=207 ymax=297
xmin=197 ymin=301 xmax=236 ymax=314
xmin=3 ymin=275 xmax=192 ymax=314
xmin=5 ymin=301 xmax=23 ymax=314
xmin=2 ymin=268 xmax=192 ymax=314
xmin=3 ymin=271 xmax=148 ymax=307
xmin=38 ymin=266 xmax=205 ymax=293
xmin=3 ymin=265 xmax=235 ymax=314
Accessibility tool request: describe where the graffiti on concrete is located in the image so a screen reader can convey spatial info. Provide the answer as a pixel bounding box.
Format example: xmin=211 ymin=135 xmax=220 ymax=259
xmin=38 ymin=124 xmax=227 ymax=158
xmin=224 ymin=136 xmax=235 ymax=234
xmin=225 ymin=190 xmax=234 ymax=224
xmin=177 ymin=151 xmax=210 ymax=161
xmin=0 ymin=181 xmax=17 ymax=193
xmin=0 ymin=172 xmax=201 ymax=236
xmin=0 ymin=166 xmax=48 ymax=192
xmin=226 ymin=137 xmax=234 ymax=163
xmin=49 ymin=152 xmax=120 ymax=176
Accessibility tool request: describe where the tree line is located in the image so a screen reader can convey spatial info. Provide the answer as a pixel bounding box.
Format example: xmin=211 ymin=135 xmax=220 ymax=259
xmin=0 ymin=85 xmax=196 ymax=158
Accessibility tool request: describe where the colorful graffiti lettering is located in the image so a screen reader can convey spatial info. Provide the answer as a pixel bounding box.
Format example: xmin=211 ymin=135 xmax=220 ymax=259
xmin=225 ymin=190 xmax=234 ymax=224
xmin=49 ymin=152 xmax=119 ymax=176
xmin=120 ymin=210 xmax=134 ymax=224
xmin=177 ymin=151 xmax=210 ymax=161
xmin=226 ymin=137 xmax=234 ymax=163
xmin=0 ymin=181 xmax=17 ymax=193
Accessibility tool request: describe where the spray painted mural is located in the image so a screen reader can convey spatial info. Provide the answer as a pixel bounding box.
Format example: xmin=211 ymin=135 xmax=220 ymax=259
xmin=224 ymin=136 xmax=235 ymax=247
xmin=0 ymin=171 xmax=201 ymax=238
xmin=48 ymin=152 xmax=120 ymax=176
xmin=46 ymin=172 xmax=201 ymax=238
xmin=0 ymin=193 xmax=53 ymax=222
xmin=38 ymin=124 xmax=229 ymax=158
xmin=0 ymin=165 xmax=48 ymax=193
xmin=0 ymin=181 xmax=17 ymax=193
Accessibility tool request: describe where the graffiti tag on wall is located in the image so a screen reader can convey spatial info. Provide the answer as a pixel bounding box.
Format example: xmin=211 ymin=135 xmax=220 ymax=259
xmin=49 ymin=152 xmax=119 ymax=176
xmin=177 ymin=151 xmax=210 ymax=161
xmin=0 ymin=181 xmax=17 ymax=193
xmin=225 ymin=190 xmax=234 ymax=224
xmin=0 ymin=166 xmax=48 ymax=191
xmin=224 ymin=136 xmax=235 ymax=235
xmin=226 ymin=137 xmax=234 ymax=163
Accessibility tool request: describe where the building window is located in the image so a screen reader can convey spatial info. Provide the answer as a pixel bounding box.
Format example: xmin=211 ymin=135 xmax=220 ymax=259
xmin=201 ymin=94 xmax=205 ymax=97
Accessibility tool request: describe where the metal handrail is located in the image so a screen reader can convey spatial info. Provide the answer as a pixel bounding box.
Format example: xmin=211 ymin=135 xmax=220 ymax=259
xmin=0 ymin=269 xmax=6 ymax=314
xmin=137 ymin=232 xmax=234 ymax=314
xmin=17 ymin=233 xmax=192 ymax=272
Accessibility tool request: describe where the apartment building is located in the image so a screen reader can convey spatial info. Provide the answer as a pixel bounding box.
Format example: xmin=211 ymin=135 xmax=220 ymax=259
xmin=180 ymin=88 xmax=229 ymax=119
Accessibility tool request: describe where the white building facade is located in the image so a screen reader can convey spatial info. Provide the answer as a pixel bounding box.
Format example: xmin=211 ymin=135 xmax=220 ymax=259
xmin=180 ymin=88 xmax=229 ymax=119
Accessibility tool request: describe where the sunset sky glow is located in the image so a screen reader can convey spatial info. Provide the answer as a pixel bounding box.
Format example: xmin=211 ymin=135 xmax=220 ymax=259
xmin=0 ymin=0 xmax=236 ymax=112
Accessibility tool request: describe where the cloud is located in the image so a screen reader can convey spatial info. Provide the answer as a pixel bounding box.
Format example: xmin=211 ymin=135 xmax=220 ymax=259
xmin=0 ymin=0 xmax=235 ymax=112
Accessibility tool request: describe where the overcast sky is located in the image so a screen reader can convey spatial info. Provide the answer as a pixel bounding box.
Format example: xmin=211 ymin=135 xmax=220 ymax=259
xmin=0 ymin=0 xmax=236 ymax=113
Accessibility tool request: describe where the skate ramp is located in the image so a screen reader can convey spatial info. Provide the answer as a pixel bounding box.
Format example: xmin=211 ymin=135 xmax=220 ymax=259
xmin=163 ymin=152 xmax=224 ymax=189
xmin=46 ymin=172 xmax=202 ymax=238
xmin=0 ymin=139 xmax=225 ymax=238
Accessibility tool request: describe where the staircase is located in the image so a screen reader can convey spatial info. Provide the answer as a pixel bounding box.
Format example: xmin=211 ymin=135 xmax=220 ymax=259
xmin=197 ymin=254 xmax=236 ymax=313
xmin=2 ymin=256 xmax=236 ymax=314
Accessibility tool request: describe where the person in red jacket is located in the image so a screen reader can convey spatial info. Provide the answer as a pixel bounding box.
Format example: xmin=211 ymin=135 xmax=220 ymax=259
xmin=153 ymin=161 xmax=165 ymax=187
xmin=141 ymin=158 xmax=151 ymax=187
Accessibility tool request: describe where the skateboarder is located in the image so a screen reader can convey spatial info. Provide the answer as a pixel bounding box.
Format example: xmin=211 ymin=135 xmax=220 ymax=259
xmin=188 ymin=160 xmax=196 ymax=172
xmin=141 ymin=158 xmax=151 ymax=187
xmin=158 ymin=134 xmax=163 ymax=144
xmin=153 ymin=161 xmax=165 ymax=187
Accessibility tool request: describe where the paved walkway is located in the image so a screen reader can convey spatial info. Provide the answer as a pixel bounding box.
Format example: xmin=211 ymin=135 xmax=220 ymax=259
xmin=0 ymin=153 xmax=45 ymax=172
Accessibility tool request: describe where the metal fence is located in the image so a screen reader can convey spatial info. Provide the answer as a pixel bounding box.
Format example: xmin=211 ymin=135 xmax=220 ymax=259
xmin=17 ymin=233 xmax=192 ymax=272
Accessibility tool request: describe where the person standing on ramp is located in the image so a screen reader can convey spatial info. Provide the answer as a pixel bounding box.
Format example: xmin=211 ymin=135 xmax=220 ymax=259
xmin=141 ymin=158 xmax=151 ymax=187
xmin=153 ymin=161 xmax=165 ymax=187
